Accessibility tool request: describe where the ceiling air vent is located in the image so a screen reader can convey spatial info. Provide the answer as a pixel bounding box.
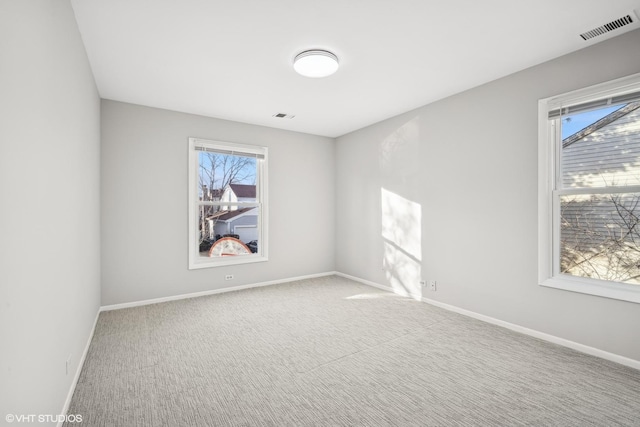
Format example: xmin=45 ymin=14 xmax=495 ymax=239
xmin=580 ymin=14 xmax=635 ymax=40
xmin=272 ymin=113 xmax=295 ymax=119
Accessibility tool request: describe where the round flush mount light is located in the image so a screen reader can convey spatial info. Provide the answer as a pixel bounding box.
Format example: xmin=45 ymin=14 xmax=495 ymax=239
xmin=293 ymin=50 xmax=339 ymax=78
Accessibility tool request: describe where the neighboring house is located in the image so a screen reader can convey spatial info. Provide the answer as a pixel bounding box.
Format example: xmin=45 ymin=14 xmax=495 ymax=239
xmin=203 ymin=184 xmax=258 ymax=244
xmin=211 ymin=207 xmax=259 ymax=243
xmin=562 ymin=103 xmax=640 ymax=189
xmin=220 ymin=184 xmax=257 ymax=209
xmin=560 ymin=103 xmax=640 ymax=283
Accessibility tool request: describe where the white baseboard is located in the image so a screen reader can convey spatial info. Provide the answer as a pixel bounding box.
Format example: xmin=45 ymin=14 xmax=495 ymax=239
xmin=58 ymin=310 xmax=100 ymax=427
xmin=336 ymin=272 xmax=640 ymax=371
xmin=100 ymin=271 xmax=336 ymax=312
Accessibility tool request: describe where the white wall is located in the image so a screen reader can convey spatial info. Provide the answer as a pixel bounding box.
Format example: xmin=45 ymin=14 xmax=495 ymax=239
xmin=335 ymin=28 xmax=640 ymax=362
xmin=0 ymin=0 xmax=101 ymax=423
xmin=100 ymin=100 xmax=335 ymax=305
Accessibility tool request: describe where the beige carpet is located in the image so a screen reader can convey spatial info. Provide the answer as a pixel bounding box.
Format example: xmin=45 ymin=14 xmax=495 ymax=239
xmin=66 ymin=275 xmax=640 ymax=426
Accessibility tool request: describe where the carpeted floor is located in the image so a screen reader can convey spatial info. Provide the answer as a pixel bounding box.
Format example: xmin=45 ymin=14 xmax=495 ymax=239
xmin=66 ymin=275 xmax=640 ymax=426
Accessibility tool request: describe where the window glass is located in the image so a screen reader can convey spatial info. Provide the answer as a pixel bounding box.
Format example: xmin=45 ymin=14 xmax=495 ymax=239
xmin=561 ymin=103 xmax=640 ymax=188
xmin=560 ymin=192 xmax=640 ymax=285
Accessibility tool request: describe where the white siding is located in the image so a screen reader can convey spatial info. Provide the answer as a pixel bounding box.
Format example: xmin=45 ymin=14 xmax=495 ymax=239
xmin=562 ymin=108 xmax=640 ymax=188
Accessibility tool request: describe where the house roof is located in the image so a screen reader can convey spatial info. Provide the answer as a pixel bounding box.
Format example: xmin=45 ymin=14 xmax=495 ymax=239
xmin=206 ymin=210 xmax=229 ymax=220
xmin=229 ymin=184 xmax=256 ymax=198
xmin=220 ymin=207 xmax=255 ymax=221
xmin=563 ymin=101 xmax=640 ymax=148
xmin=207 ymin=207 xmax=256 ymax=222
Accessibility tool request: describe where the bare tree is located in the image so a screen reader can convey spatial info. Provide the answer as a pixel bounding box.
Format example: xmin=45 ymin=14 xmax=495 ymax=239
xmin=559 ymin=103 xmax=640 ymax=284
xmin=561 ymin=194 xmax=640 ymax=284
xmin=199 ymin=152 xmax=255 ymax=201
xmin=197 ymin=152 xmax=256 ymax=248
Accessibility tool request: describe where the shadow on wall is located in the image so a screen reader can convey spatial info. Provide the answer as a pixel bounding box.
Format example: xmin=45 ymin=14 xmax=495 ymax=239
xmin=379 ymin=115 xmax=423 ymax=300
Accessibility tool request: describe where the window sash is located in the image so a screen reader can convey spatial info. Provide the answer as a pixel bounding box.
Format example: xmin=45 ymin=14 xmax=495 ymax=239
xmin=553 ymin=185 xmax=640 ymax=196
xmin=198 ymin=201 xmax=260 ymax=207
xmin=551 ymin=108 xmax=640 ymax=278
xmin=188 ymin=137 xmax=268 ymax=269
xmin=192 ymin=139 xmax=266 ymax=158
xmin=546 ymin=74 xmax=640 ymax=118
xmin=548 ymin=90 xmax=640 ymax=119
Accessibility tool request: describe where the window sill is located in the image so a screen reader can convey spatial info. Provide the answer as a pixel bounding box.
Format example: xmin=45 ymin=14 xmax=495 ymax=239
xmin=540 ymin=274 xmax=640 ymax=304
xmin=188 ymin=255 xmax=268 ymax=270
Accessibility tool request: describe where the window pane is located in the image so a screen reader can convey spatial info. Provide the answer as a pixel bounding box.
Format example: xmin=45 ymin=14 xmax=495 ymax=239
xmin=561 ymin=102 xmax=640 ymax=188
xmin=197 ymin=205 xmax=259 ymax=258
xmin=196 ymin=150 xmax=259 ymax=258
xmin=560 ymin=193 xmax=640 ymax=285
xmin=198 ymin=151 xmax=257 ymax=201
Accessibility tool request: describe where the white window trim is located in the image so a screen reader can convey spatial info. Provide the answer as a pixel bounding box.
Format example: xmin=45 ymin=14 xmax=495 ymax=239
xmin=538 ymin=72 xmax=640 ymax=304
xmin=188 ymin=137 xmax=268 ymax=269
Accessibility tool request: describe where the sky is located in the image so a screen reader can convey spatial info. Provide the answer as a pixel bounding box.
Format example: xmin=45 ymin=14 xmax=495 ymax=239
xmin=199 ymin=152 xmax=257 ymax=189
xmin=561 ymin=104 xmax=623 ymax=139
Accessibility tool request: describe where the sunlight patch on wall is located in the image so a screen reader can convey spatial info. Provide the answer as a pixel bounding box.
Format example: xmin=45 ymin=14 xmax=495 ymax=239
xmin=379 ymin=118 xmax=420 ymax=172
xmin=383 ymin=241 xmax=422 ymax=299
xmin=381 ymin=188 xmax=421 ymax=259
xmin=381 ymin=188 xmax=422 ymax=299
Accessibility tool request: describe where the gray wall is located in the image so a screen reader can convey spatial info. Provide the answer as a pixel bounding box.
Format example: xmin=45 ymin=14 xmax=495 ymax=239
xmin=3 ymin=6 xmax=639 ymax=423
xmin=335 ymin=28 xmax=640 ymax=362
xmin=101 ymin=100 xmax=335 ymax=305
xmin=0 ymin=0 xmax=101 ymax=422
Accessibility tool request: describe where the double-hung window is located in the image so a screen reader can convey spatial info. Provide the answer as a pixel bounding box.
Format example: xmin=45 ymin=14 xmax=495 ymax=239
xmin=538 ymin=73 xmax=640 ymax=303
xmin=188 ymin=137 xmax=268 ymax=269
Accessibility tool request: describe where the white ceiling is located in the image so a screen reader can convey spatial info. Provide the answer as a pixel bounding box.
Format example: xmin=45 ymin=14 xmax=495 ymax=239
xmin=71 ymin=0 xmax=640 ymax=138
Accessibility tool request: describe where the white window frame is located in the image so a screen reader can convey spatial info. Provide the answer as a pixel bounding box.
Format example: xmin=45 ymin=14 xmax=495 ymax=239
xmin=538 ymin=72 xmax=640 ymax=304
xmin=188 ymin=137 xmax=268 ymax=269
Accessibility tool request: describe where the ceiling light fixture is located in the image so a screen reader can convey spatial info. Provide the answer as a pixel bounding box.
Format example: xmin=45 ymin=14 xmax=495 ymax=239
xmin=293 ymin=50 xmax=339 ymax=78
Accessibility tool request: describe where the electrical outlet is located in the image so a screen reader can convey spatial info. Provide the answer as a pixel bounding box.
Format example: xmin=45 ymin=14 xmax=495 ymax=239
xmin=420 ymin=280 xmax=426 ymax=287
xmin=428 ymin=280 xmax=437 ymax=291
xmin=225 ymin=274 xmax=234 ymax=280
